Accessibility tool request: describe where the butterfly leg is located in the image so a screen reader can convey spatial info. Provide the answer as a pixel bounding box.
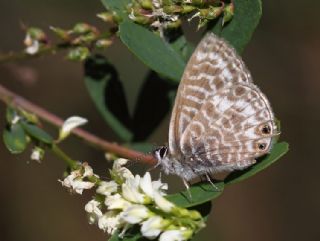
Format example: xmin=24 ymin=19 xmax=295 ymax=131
xmin=205 ymin=173 xmax=221 ymax=191
xmin=182 ymin=178 xmax=193 ymax=201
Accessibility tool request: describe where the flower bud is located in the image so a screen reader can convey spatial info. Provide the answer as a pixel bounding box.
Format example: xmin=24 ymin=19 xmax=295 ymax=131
xmin=58 ymin=116 xmax=88 ymax=141
xmin=73 ymin=23 xmax=92 ymax=34
xmin=67 ymin=47 xmax=90 ymax=61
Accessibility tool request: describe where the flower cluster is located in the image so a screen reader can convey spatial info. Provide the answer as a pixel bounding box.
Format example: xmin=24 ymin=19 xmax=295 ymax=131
xmin=59 ymin=162 xmax=98 ymax=194
xmin=60 ymin=158 xmax=205 ymax=240
xmin=127 ymin=0 xmax=234 ymax=35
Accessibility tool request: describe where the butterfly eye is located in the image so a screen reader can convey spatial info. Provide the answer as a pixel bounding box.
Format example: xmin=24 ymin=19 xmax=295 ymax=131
xmin=159 ymin=146 xmax=168 ymax=158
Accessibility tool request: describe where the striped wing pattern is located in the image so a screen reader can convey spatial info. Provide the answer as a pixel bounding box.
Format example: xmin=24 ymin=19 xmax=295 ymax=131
xmin=167 ymin=33 xmax=276 ymax=179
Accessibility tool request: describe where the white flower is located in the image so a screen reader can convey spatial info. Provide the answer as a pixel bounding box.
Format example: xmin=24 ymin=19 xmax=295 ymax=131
xmin=59 ymin=164 xmax=96 ymax=194
xmin=120 ymin=205 xmax=151 ymax=224
xmin=83 ymin=162 xmax=94 ymax=177
xmin=96 ymin=181 xmax=118 ymax=196
xmin=30 ymin=147 xmax=44 ymax=163
xmin=152 ymin=179 xmax=168 ymax=196
xmin=85 ymin=200 xmax=103 ymax=224
xmin=159 ymin=229 xmax=192 ymax=241
xmin=98 ymin=211 xmax=122 ymax=234
xmin=58 ymin=116 xmax=88 ymax=141
xmin=25 ymin=40 xmax=40 ymax=55
xmin=141 ymin=216 xmax=168 ymax=239
xmin=140 ymin=172 xmax=169 ymax=199
xmin=24 ymin=34 xmax=40 ymax=55
xmin=154 ymin=192 xmax=175 ymax=213
xmin=105 ymin=193 xmax=131 ymax=210
xmin=111 ymin=158 xmax=134 ymax=183
xmin=140 ymin=172 xmax=154 ymax=198
xmin=122 ymin=175 xmax=148 ymax=204
xmin=71 ymin=179 xmax=95 ymax=194
xmin=113 ymin=158 xmax=129 ymax=168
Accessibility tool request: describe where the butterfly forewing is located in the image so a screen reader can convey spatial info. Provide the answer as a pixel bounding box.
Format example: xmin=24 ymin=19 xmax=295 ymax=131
xmin=167 ymin=33 xmax=277 ymax=179
xmin=169 ymin=33 xmax=253 ymax=157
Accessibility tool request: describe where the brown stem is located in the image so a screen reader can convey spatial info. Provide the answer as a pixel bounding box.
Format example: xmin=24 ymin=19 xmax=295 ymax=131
xmin=0 ymin=84 xmax=157 ymax=165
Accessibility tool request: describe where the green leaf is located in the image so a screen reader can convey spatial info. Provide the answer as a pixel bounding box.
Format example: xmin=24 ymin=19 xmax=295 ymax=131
xmin=170 ymin=35 xmax=195 ymax=62
xmin=3 ymin=124 xmax=28 ymax=154
xmin=211 ymin=0 xmax=262 ymax=53
xmin=5 ymin=106 xmax=16 ymax=123
xmin=224 ymin=142 xmax=289 ymax=185
xmin=167 ymin=181 xmax=224 ymax=208
xmin=84 ymin=55 xmax=133 ymax=142
xmin=101 ymin=0 xmax=130 ymax=19
xmin=126 ymin=142 xmax=154 ymax=153
xmin=119 ymin=20 xmax=185 ymax=82
xmin=20 ymin=122 xmax=53 ymax=144
xmin=132 ymin=71 xmax=175 ymax=141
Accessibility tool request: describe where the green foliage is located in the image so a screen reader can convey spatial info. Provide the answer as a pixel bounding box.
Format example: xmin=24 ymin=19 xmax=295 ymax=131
xmin=225 ymin=142 xmax=289 ymax=185
xmin=3 ymin=123 xmax=28 ymax=154
xmin=119 ymin=20 xmax=185 ymax=82
xmin=101 ymin=0 xmax=130 ymax=19
xmin=167 ymin=182 xmax=224 ymax=208
xmin=84 ymin=55 xmax=176 ymax=142
xmin=211 ymin=0 xmax=262 ymax=53
xmin=20 ymin=122 xmax=53 ymax=144
xmin=1 ymin=1 xmax=290 ymax=241
xmin=84 ymin=55 xmax=133 ymax=142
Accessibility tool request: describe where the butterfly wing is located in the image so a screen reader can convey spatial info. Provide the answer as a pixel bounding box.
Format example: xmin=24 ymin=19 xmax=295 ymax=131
xmin=168 ymin=33 xmax=253 ymax=158
xmin=179 ymin=83 xmax=277 ymax=175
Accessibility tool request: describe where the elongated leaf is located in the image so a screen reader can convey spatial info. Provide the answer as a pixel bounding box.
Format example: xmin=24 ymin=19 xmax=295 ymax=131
xmin=20 ymin=122 xmax=53 ymax=144
xmin=211 ymin=0 xmax=262 ymax=53
xmin=170 ymin=35 xmax=195 ymax=62
xmin=84 ymin=55 xmax=133 ymax=142
xmin=225 ymin=142 xmax=289 ymax=185
xmin=100 ymin=0 xmax=130 ymax=18
xmin=132 ymin=71 xmax=175 ymax=141
xmin=126 ymin=142 xmax=155 ymax=153
xmin=167 ymin=181 xmax=224 ymax=208
xmin=3 ymin=124 xmax=28 ymax=154
xmin=119 ymin=20 xmax=185 ymax=82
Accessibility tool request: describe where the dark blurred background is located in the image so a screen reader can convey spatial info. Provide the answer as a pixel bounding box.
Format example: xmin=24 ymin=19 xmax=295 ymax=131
xmin=0 ymin=1 xmax=319 ymax=241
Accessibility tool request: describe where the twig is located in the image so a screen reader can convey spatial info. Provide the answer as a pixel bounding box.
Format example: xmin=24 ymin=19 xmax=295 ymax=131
xmin=0 ymin=84 xmax=157 ymax=165
xmin=0 ymin=43 xmax=70 ymax=63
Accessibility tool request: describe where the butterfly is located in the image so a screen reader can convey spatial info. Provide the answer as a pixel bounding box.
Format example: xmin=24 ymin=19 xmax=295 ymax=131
xmin=154 ymin=33 xmax=278 ymax=187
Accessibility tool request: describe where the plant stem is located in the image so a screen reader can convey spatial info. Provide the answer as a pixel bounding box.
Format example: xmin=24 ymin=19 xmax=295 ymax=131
xmin=51 ymin=144 xmax=78 ymax=169
xmin=0 ymin=84 xmax=157 ymax=165
xmin=0 ymin=43 xmax=70 ymax=63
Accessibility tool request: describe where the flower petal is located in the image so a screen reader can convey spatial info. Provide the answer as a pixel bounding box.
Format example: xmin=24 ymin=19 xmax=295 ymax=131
xmin=120 ymin=205 xmax=151 ymax=224
xmin=58 ymin=116 xmax=88 ymax=141
xmin=105 ymin=194 xmax=131 ymax=210
xmin=159 ymin=230 xmax=185 ymax=241
xmin=96 ymin=181 xmax=118 ymax=196
xmin=141 ymin=216 xmax=168 ymax=239
xmin=154 ymin=192 xmax=175 ymax=212
xmin=140 ymin=172 xmax=154 ymax=198
xmin=122 ymin=177 xmax=146 ymax=204
xmin=98 ymin=211 xmax=122 ymax=234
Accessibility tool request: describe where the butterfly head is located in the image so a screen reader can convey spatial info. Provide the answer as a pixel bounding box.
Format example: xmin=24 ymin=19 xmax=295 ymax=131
xmin=153 ymin=146 xmax=195 ymax=180
xmin=153 ymin=146 xmax=177 ymax=174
